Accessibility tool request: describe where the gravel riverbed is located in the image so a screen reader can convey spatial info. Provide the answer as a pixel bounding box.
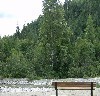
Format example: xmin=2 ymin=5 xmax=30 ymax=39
xmin=0 ymin=78 xmax=100 ymax=96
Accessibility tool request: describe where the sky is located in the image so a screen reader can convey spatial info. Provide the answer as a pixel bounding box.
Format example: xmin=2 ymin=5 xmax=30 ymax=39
xmin=0 ymin=0 xmax=65 ymax=37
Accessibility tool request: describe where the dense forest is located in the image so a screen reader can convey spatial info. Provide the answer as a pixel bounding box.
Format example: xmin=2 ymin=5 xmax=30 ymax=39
xmin=0 ymin=0 xmax=100 ymax=79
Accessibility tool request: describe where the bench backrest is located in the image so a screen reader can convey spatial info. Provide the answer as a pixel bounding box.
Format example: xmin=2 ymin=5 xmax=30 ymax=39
xmin=52 ymin=82 xmax=96 ymax=90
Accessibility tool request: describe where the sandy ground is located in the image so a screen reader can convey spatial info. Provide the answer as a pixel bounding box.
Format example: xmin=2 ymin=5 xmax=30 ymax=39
xmin=0 ymin=88 xmax=100 ymax=96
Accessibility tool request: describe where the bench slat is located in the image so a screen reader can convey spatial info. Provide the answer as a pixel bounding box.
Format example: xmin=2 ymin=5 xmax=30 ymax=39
xmin=57 ymin=87 xmax=95 ymax=90
xmin=52 ymin=82 xmax=96 ymax=90
xmin=52 ymin=82 xmax=96 ymax=87
xmin=52 ymin=82 xmax=96 ymax=96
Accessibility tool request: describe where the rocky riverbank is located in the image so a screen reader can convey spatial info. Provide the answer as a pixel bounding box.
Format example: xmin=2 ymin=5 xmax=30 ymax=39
xmin=0 ymin=78 xmax=100 ymax=96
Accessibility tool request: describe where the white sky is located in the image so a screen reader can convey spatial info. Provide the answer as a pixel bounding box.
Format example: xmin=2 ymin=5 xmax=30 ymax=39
xmin=0 ymin=0 xmax=65 ymax=37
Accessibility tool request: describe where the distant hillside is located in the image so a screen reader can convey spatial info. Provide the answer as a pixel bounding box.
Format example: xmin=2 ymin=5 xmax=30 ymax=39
xmin=0 ymin=0 xmax=100 ymax=79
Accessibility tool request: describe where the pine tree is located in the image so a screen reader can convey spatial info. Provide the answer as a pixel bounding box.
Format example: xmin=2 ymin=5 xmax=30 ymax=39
xmin=84 ymin=15 xmax=95 ymax=43
xmin=14 ymin=25 xmax=21 ymax=38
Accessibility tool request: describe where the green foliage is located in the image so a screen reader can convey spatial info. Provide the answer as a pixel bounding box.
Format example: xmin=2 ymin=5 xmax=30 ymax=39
xmin=84 ymin=15 xmax=95 ymax=43
xmin=0 ymin=0 xmax=100 ymax=79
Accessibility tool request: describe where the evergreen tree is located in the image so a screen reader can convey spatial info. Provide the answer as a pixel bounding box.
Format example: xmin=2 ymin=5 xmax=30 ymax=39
xmin=84 ymin=15 xmax=95 ymax=43
xmin=0 ymin=0 xmax=100 ymax=79
xmin=13 ymin=25 xmax=21 ymax=39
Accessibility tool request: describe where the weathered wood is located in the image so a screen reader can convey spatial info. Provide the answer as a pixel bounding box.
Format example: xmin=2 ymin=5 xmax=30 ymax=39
xmin=52 ymin=82 xmax=96 ymax=96
xmin=52 ymin=82 xmax=96 ymax=88
xmin=52 ymin=82 xmax=96 ymax=89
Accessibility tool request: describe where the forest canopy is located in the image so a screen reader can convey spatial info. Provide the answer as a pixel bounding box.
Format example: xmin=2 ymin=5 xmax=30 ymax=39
xmin=0 ymin=0 xmax=100 ymax=79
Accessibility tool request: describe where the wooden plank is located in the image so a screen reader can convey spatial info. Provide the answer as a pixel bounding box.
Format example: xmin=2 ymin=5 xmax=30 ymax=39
xmin=57 ymin=87 xmax=95 ymax=90
xmin=52 ymin=82 xmax=96 ymax=96
xmin=52 ymin=82 xmax=96 ymax=87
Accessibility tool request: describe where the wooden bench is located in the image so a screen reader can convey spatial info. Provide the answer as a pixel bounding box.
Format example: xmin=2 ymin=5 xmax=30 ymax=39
xmin=52 ymin=82 xmax=96 ymax=96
